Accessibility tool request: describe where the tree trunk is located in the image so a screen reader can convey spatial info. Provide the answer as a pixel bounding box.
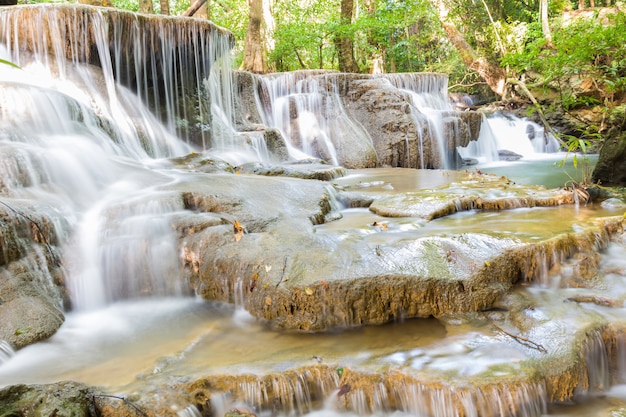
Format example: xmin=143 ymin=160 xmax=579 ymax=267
xmin=335 ymin=0 xmax=360 ymax=73
xmin=241 ymin=0 xmax=268 ymax=73
xmin=159 ymin=0 xmax=170 ymax=15
xmin=138 ymin=0 xmax=154 ymax=13
xmin=432 ymin=0 xmax=507 ymax=97
xmin=540 ymin=0 xmax=553 ymax=46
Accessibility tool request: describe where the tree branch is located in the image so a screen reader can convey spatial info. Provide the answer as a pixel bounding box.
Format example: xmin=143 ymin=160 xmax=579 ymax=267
xmin=491 ymin=322 xmax=547 ymax=353
xmin=182 ymin=0 xmax=206 ymax=17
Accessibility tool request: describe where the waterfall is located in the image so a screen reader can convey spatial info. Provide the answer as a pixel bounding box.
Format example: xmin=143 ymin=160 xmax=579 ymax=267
xmin=382 ymin=73 xmax=455 ymax=169
xmin=579 ymin=330 xmax=610 ymax=394
xmin=0 ymin=4 xmax=234 ymax=153
xmin=254 ymin=71 xmax=355 ymax=165
xmin=250 ymin=71 xmax=472 ymax=169
xmin=0 ymin=4 xmax=236 ymax=310
xmin=382 ymin=72 xmax=452 ymax=111
xmin=456 ymin=114 xmax=501 ymax=164
xmin=459 ymin=113 xmax=561 ymax=163
xmin=0 ymin=341 xmax=15 ymax=365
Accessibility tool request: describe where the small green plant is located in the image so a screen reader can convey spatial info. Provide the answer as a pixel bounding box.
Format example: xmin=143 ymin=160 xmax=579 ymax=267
xmin=554 ymin=127 xmax=598 ymax=206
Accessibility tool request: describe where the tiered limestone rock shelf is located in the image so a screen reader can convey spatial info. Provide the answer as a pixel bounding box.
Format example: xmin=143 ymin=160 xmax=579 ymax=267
xmin=174 ymin=166 xmax=622 ymax=330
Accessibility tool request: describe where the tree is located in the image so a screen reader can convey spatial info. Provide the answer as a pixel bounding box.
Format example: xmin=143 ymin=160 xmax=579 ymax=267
xmin=431 ymin=0 xmax=507 ymax=96
xmin=334 ymin=0 xmax=360 ymax=72
xmin=241 ymin=0 xmax=273 ymax=73
xmin=138 ymin=0 xmax=154 ymax=13
xmin=182 ymin=0 xmax=207 ymax=16
xmin=540 ymin=0 xmax=553 ymax=46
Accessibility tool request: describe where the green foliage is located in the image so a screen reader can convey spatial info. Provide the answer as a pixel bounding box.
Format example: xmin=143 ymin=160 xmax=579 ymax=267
xmin=503 ymin=11 xmax=626 ymax=110
xmin=263 ymin=0 xmax=460 ymax=74
xmin=112 ymin=0 xmax=139 ymax=12
xmin=554 ymin=125 xmax=601 ymax=185
xmin=270 ymin=0 xmax=339 ymax=71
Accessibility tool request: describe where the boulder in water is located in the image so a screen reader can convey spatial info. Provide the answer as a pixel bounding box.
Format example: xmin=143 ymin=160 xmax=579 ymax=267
xmin=593 ymin=132 xmax=626 ymax=186
xmin=498 ymin=149 xmax=523 ymax=161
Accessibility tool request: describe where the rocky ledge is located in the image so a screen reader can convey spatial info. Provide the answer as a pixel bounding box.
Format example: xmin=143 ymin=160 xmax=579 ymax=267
xmin=172 ymin=164 xmax=624 ymax=331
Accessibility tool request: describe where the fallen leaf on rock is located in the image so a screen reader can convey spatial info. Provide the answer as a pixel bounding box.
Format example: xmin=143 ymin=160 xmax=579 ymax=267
xmin=304 ymin=287 xmax=314 ymax=295
xmin=371 ymin=221 xmax=388 ymax=230
xmin=484 ymin=261 xmax=491 ymax=267
xmin=233 ymin=220 xmax=244 ymax=242
xmin=265 ymin=296 xmax=272 ymax=306
xmin=250 ymin=273 xmax=259 ymax=292
xmin=265 ymin=265 xmax=272 ymax=273
xmin=337 ymin=384 xmax=351 ymax=398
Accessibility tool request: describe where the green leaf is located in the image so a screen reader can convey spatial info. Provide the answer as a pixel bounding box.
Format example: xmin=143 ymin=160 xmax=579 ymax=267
xmin=0 ymin=58 xmax=20 ymax=69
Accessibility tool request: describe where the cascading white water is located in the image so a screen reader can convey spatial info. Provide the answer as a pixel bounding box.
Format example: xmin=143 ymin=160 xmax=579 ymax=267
xmin=382 ymin=73 xmax=455 ymax=169
xmin=0 ymin=4 xmax=235 ymax=310
xmin=0 ymin=341 xmax=15 ymax=365
xmin=254 ymin=71 xmax=351 ymax=165
xmin=252 ymin=71 xmax=469 ymax=168
xmin=458 ymin=112 xmax=561 ymax=164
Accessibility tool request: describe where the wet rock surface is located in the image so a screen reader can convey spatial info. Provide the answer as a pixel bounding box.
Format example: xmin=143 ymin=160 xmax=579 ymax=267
xmin=593 ymin=132 xmax=626 ymax=186
xmin=103 ymin=227 xmax=626 ymax=417
xmin=172 ymin=169 xmax=624 ymax=332
xmin=0 ymin=202 xmax=66 ymax=348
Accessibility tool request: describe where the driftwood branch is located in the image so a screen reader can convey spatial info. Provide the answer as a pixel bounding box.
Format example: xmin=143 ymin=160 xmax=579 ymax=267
xmin=275 ymin=256 xmax=288 ymax=288
xmin=565 ymin=295 xmax=620 ymax=307
xmin=491 ymin=322 xmax=547 ymax=353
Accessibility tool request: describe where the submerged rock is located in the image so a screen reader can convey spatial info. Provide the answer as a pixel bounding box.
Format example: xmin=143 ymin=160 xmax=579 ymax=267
xmin=237 ymin=162 xmax=348 ymax=181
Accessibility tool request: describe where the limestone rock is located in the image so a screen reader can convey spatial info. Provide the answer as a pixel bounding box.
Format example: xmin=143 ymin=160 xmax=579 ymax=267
xmin=0 ymin=382 xmax=98 ymax=417
xmin=593 ymin=133 xmax=626 ymax=186
xmin=234 ymin=71 xmax=485 ymax=170
xmin=174 ymin=170 xmax=623 ymax=331
xmin=0 ymin=203 xmax=67 ymax=348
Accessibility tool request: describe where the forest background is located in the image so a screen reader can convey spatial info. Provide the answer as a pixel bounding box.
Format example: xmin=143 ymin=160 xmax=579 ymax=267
xmin=9 ymin=0 xmax=626 ymax=178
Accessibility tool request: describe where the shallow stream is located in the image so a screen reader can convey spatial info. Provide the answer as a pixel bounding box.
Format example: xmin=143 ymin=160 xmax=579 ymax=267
xmin=1 ymin=164 xmax=625 ymax=417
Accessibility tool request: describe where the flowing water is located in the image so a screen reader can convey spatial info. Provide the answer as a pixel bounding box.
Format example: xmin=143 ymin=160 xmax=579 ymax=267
xmin=0 ymin=5 xmax=625 ymax=417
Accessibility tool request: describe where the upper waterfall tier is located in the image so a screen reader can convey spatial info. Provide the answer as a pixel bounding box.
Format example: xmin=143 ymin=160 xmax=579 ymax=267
xmin=0 ymin=4 xmax=556 ymax=170
xmin=235 ymin=70 xmax=483 ymax=170
xmin=0 ymin=4 xmax=235 ymax=148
